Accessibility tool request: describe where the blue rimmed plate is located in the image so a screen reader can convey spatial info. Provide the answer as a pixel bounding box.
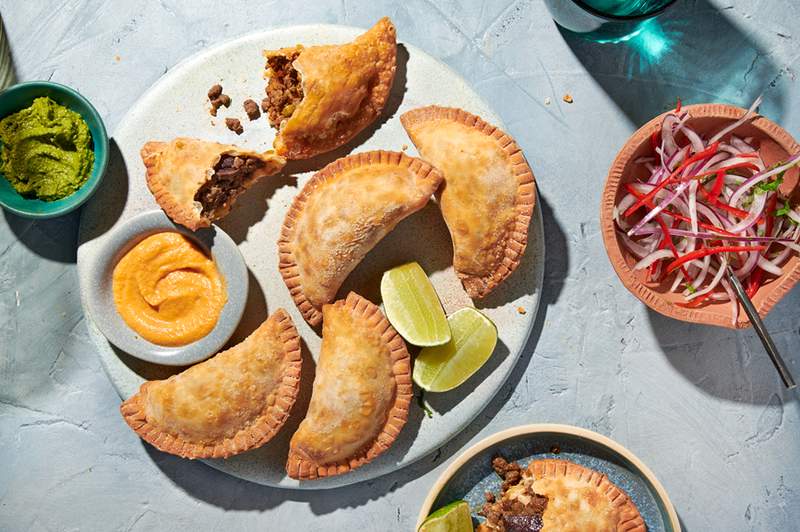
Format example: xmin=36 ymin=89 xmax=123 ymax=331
xmin=418 ymin=424 xmax=680 ymax=531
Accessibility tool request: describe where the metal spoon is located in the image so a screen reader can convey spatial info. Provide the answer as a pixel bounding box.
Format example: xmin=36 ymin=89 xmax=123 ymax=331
xmin=726 ymin=265 xmax=796 ymax=389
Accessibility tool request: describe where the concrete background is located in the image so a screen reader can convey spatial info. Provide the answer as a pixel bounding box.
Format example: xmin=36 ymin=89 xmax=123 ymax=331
xmin=1 ymin=0 xmax=799 ymax=530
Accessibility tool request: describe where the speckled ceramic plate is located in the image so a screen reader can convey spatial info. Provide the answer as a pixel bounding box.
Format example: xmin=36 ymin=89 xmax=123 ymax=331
xmin=84 ymin=209 xmax=248 ymax=366
xmin=76 ymin=24 xmax=545 ymax=489
xmin=418 ymin=424 xmax=680 ymax=531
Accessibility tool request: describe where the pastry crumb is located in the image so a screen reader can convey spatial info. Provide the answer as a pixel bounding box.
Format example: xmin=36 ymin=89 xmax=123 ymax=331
xmin=401 ymin=144 xmax=408 ymax=151
xmin=517 ymin=306 xmax=526 ymax=315
xmin=563 ymin=93 xmax=574 ymax=104
xmin=114 ymin=55 xmax=121 ymax=62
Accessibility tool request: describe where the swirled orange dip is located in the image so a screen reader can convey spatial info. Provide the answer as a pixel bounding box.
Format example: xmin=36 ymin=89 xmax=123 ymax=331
xmin=112 ymin=232 xmax=227 ymax=347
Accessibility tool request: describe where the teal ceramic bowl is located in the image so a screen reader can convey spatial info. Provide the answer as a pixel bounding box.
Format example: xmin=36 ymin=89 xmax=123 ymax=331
xmin=0 ymin=81 xmax=109 ymax=218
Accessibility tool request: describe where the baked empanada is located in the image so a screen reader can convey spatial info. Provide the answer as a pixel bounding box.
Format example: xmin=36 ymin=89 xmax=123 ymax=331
xmin=278 ymin=150 xmax=443 ymax=326
xmin=286 ymin=292 xmax=411 ymax=480
xmin=401 ymin=106 xmax=536 ymax=299
xmin=142 ymin=137 xmax=286 ymax=231
xmin=120 ymin=310 xmax=301 ymax=459
xmin=263 ymin=17 xmax=397 ymax=159
xmin=478 ymin=458 xmax=645 ymax=532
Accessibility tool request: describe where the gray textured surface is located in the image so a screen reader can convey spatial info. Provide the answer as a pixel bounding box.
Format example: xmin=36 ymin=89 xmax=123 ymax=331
xmin=1 ymin=0 xmax=799 ymax=530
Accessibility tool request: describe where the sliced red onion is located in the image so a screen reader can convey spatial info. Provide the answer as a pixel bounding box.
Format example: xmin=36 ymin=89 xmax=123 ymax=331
xmin=709 ymin=95 xmax=763 ymax=144
xmin=676 ymin=122 xmax=705 ymax=153
xmin=731 ymin=135 xmax=756 ymax=152
xmin=670 ymin=270 xmax=685 ymax=292
xmin=688 ymin=257 xmax=726 ymax=300
xmin=617 ymin=231 xmax=651 ymax=258
xmin=757 ymin=256 xmax=783 ymax=276
xmin=633 ymin=249 xmax=674 ymax=270
xmin=635 ymin=226 xmax=792 ymax=243
xmin=684 ymin=256 xmax=712 ymax=296
xmin=627 ymin=181 xmax=691 ymax=236
xmin=726 ymin=192 xmax=767 ymax=234
xmin=729 ymin=154 xmax=800 ymax=208
xmin=661 ymin=114 xmax=682 ymax=154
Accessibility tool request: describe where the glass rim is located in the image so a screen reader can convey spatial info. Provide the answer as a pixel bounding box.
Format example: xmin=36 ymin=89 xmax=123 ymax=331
xmin=571 ymin=0 xmax=678 ymax=21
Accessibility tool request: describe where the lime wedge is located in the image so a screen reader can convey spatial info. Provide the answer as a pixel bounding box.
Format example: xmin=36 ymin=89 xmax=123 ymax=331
xmin=413 ymin=308 xmax=497 ymax=392
xmin=419 ymin=500 xmax=473 ymax=532
xmin=381 ymin=262 xmax=450 ymax=346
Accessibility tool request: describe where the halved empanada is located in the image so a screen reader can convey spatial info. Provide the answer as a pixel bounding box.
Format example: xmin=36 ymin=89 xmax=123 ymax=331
xmin=142 ymin=137 xmax=286 ymax=231
xmin=278 ymin=150 xmax=443 ymax=326
xmin=263 ymin=17 xmax=397 ymax=160
xmin=120 ymin=310 xmax=301 ymax=459
xmin=286 ymin=292 xmax=411 ymax=480
xmin=401 ymin=106 xmax=536 ymax=299
xmin=478 ymin=458 xmax=645 ymax=531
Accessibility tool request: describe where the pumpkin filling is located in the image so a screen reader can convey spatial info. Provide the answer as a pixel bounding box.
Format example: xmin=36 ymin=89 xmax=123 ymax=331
xmin=264 ymin=48 xmax=304 ymax=129
xmin=195 ymin=154 xmax=264 ymax=219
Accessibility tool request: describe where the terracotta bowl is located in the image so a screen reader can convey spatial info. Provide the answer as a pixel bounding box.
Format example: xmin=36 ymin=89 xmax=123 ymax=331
xmin=601 ymin=103 xmax=800 ymax=329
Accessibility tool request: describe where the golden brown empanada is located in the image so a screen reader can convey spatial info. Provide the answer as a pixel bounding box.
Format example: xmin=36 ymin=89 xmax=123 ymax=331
xmin=401 ymin=106 xmax=536 ymax=299
xmin=278 ymin=150 xmax=443 ymax=326
xmin=142 ymin=137 xmax=286 ymax=231
xmin=528 ymin=459 xmax=645 ymax=531
xmin=263 ymin=17 xmax=397 ymax=160
xmin=286 ymin=292 xmax=411 ymax=480
xmin=478 ymin=458 xmax=645 ymax=532
xmin=120 ymin=310 xmax=301 ymax=459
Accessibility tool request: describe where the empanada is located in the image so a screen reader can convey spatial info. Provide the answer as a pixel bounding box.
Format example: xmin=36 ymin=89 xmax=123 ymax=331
xmin=120 ymin=310 xmax=301 ymax=459
xmin=286 ymin=292 xmax=411 ymax=480
xmin=401 ymin=106 xmax=536 ymax=298
xmin=263 ymin=17 xmax=397 ymax=159
xmin=278 ymin=150 xmax=443 ymax=326
xmin=142 ymin=137 xmax=286 ymax=231
xmin=478 ymin=458 xmax=645 ymax=532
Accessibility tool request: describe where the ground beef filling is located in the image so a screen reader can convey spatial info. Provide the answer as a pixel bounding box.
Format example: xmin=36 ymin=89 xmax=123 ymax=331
xmin=264 ymin=51 xmax=304 ymax=129
xmin=195 ymin=155 xmax=263 ymax=218
xmin=477 ymin=457 xmax=548 ymax=532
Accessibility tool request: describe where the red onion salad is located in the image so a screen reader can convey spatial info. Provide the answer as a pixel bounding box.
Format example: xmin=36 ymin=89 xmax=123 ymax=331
xmin=614 ymin=98 xmax=800 ymax=324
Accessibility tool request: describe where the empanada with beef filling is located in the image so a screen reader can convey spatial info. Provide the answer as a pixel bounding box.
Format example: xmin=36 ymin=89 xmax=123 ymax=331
xmin=142 ymin=137 xmax=286 ymax=231
xmin=263 ymin=17 xmax=397 ymax=160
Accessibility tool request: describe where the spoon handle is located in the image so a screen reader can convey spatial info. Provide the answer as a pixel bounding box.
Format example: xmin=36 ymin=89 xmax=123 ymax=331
xmin=726 ymin=266 xmax=796 ymax=389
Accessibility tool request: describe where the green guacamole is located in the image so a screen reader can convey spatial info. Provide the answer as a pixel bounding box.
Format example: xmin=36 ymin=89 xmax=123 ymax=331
xmin=0 ymin=96 xmax=94 ymax=201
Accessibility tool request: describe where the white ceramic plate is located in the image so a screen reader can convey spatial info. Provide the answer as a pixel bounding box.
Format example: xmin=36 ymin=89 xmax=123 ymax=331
xmin=77 ymin=23 xmax=545 ymax=489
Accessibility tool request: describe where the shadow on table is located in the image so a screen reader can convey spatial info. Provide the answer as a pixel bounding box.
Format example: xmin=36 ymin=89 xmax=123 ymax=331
xmin=3 ymin=208 xmax=80 ymax=262
xmin=645 ymin=286 xmax=800 ymax=404
xmin=142 ymin=190 xmax=569 ymax=514
xmin=558 ymin=0 xmax=787 ymax=126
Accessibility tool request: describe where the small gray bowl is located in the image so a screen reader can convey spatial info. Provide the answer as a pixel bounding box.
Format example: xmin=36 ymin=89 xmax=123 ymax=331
xmin=85 ymin=209 xmax=248 ymax=366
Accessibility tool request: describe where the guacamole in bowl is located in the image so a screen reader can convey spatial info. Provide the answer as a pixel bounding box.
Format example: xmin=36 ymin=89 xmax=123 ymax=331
xmin=0 ymin=81 xmax=108 ymax=218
